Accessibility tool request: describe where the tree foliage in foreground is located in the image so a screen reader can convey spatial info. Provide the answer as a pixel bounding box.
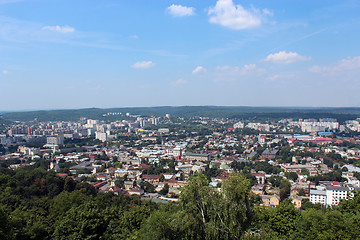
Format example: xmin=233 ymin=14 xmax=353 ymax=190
xmin=139 ymin=173 xmax=253 ymax=240
xmin=3 ymin=166 xmax=360 ymax=239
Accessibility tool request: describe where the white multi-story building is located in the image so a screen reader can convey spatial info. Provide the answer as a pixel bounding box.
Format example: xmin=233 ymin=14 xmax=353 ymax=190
xmin=326 ymin=186 xmax=352 ymax=206
xmin=346 ymin=176 xmax=360 ymax=187
xmin=87 ymin=119 xmax=99 ymax=125
xmin=47 ymin=134 xmax=64 ymax=145
xmin=233 ymin=121 xmax=244 ymax=129
xmin=345 ymin=120 xmax=360 ymax=132
xmin=167 ymin=147 xmax=182 ymax=157
xmin=309 ymin=189 xmax=327 ymax=205
xmin=301 ymin=121 xmax=339 ymax=133
xmin=95 ymin=132 xmax=107 ymax=142
xmin=310 ymin=185 xmax=354 ymax=206
xmin=246 ymin=123 xmax=270 ymax=132
xmin=0 ymin=135 xmax=7 ymax=144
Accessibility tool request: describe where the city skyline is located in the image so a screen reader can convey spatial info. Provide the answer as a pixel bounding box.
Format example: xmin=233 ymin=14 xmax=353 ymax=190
xmin=1 ymin=0 xmax=360 ymax=110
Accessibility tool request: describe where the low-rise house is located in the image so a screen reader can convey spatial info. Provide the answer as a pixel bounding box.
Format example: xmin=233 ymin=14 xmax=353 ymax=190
xmin=163 ymin=178 xmax=186 ymax=188
xmin=128 ymin=188 xmax=144 ymax=196
xmin=260 ymin=194 xmax=280 ymax=207
xmin=292 ymin=196 xmax=307 ymax=208
xmin=114 ymin=169 xmax=129 ymax=178
xmin=95 ymin=173 xmax=109 ymax=181
xmin=282 ymin=164 xmax=318 ymax=176
xmin=251 ymin=185 xmax=265 ymax=195
xmin=261 ymin=149 xmax=278 ymax=160
xmin=108 ymin=186 xmax=124 ymax=195
xmin=246 ymin=151 xmax=257 ymax=160
xmin=124 ymin=181 xmax=135 ymax=190
xmin=91 ymin=181 xmax=107 ymax=189
xmin=175 ymin=164 xmax=204 ymax=174
xmin=183 ymin=152 xmax=210 ymax=162
xmin=252 ymin=172 xmax=265 ymax=185
xmin=141 ymin=174 xmax=161 ymax=185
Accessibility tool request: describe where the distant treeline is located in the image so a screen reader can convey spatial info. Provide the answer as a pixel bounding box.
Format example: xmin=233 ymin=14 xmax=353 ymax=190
xmin=2 ymin=106 xmax=360 ymax=122
xmin=0 ymin=118 xmax=11 ymax=132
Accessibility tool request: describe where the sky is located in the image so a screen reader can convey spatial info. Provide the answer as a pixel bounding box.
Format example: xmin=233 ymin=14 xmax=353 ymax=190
xmin=1 ymin=0 xmax=360 ymax=111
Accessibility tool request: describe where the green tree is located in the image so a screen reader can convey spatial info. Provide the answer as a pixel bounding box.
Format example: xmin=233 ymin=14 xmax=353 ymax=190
xmin=138 ymin=204 xmax=186 ymax=240
xmin=53 ymin=202 xmax=107 ymax=240
xmin=10 ymin=205 xmax=51 ymax=240
xmin=298 ymin=188 xmax=306 ymax=196
xmin=279 ymin=179 xmax=291 ymax=201
xmin=63 ymin=177 xmax=76 ymax=192
xmin=0 ymin=206 xmax=13 ymax=240
xmin=301 ymin=168 xmax=310 ymax=176
xmin=50 ymin=190 xmax=85 ymax=218
xmin=291 ymin=208 xmax=358 ymax=239
xmin=180 ymin=173 xmax=254 ymax=239
xmin=159 ymin=183 xmax=169 ymax=195
xmin=140 ymin=181 xmax=156 ymax=193
xmin=268 ymin=175 xmax=282 ymax=187
xmin=259 ymin=199 xmax=300 ymax=238
xmin=208 ymin=173 xmax=253 ymax=239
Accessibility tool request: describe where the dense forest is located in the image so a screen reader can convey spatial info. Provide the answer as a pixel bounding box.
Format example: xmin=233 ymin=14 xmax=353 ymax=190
xmin=2 ymin=106 xmax=360 ymax=122
xmin=1 ymin=163 xmax=360 ymax=239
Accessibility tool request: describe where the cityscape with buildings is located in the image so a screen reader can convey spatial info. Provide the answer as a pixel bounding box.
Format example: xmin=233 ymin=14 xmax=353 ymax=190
xmin=2 ymin=0 xmax=360 ymax=239
xmin=1 ymin=111 xmax=360 ymax=209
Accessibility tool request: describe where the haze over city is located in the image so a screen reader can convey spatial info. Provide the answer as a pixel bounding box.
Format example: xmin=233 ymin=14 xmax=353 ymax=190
xmin=1 ymin=0 xmax=360 ymax=110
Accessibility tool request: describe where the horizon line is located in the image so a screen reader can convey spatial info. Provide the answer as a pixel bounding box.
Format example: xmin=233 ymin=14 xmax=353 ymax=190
xmin=2 ymin=105 xmax=360 ymax=114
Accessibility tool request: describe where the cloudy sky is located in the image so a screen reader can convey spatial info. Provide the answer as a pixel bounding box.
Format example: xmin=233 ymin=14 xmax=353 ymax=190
xmin=1 ymin=0 xmax=360 ymax=110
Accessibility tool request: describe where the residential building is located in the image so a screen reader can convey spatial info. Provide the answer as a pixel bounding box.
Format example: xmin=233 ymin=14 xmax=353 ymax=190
xmin=310 ymin=185 xmax=353 ymax=206
xmin=260 ymin=194 xmax=280 ymax=207
xmin=309 ymin=189 xmax=326 ymax=205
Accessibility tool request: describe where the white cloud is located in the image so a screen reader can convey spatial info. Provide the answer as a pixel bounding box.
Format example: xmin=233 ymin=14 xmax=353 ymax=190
xmin=0 ymin=16 xmax=180 ymax=57
xmin=129 ymin=35 xmax=139 ymax=39
xmin=242 ymin=64 xmax=256 ymax=71
xmin=265 ymin=51 xmax=311 ymax=64
xmin=132 ymin=61 xmax=155 ymax=69
xmin=214 ymin=63 xmax=265 ymax=81
xmin=192 ymin=66 xmax=207 ymax=74
xmin=267 ymin=74 xmax=279 ymax=81
xmin=42 ymin=25 xmax=75 ymax=33
xmin=216 ymin=64 xmax=259 ymax=75
xmin=2 ymin=70 xmax=9 ymax=75
xmin=167 ymin=4 xmax=195 ymax=17
xmin=309 ymin=56 xmax=360 ymax=75
xmin=241 ymin=64 xmax=266 ymax=76
xmin=208 ymin=0 xmax=269 ymax=30
xmin=262 ymin=9 xmax=273 ymax=16
xmin=172 ymin=78 xmax=187 ymax=86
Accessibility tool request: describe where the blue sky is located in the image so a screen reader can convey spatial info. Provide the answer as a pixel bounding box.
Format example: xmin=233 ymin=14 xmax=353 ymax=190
xmin=1 ymin=0 xmax=360 ymax=110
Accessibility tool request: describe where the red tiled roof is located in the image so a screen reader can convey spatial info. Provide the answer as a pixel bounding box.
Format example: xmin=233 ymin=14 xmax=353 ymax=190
xmin=56 ymin=173 xmax=68 ymax=177
xmin=313 ymin=138 xmax=333 ymax=141
xmin=139 ymin=164 xmax=151 ymax=169
xmin=165 ymin=178 xmax=178 ymax=183
xmin=141 ymin=174 xmax=161 ymax=179
xmin=91 ymin=181 xmax=107 ymax=187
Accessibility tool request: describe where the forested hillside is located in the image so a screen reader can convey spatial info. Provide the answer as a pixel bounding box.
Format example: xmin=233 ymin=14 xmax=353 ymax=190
xmin=2 ymin=106 xmax=360 ymax=122
xmin=1 ymin=163 xmax=360 ymax=239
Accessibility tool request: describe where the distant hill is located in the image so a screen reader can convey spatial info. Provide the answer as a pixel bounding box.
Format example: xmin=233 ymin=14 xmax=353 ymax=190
xmin=2 ymin=106 xmax=360 ymax=123
xmin=0 ymin=118 xmax=11 ymax=133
